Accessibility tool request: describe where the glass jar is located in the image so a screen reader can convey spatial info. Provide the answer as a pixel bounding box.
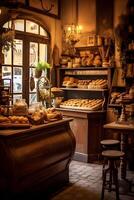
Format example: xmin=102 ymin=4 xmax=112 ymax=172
xmin=13 ymin=99 xmax=28 ymax=116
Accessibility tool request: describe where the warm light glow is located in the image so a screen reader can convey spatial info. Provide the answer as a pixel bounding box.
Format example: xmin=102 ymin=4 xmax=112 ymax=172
xmin=65 ymin=24 xmax=82 ymax=44
xmin=0 ymin=9 xmax=1 ymax=15
xmin=67 ymin=27 xmax=71 ymax=32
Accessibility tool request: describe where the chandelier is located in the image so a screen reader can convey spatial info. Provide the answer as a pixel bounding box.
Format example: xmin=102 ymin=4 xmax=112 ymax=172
xmin=64 ymin=0 xmax=82 ymax=46
xmin=64 ymin=23 xmax=82 ymax=45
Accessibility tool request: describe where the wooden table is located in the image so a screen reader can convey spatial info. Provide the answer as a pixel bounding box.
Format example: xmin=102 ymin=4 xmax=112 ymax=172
xmin=103 ymin=121 xmax=134 ymax=180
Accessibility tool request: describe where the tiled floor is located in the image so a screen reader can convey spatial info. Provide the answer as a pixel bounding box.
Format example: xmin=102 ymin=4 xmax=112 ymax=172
xmin=50 ymin=160 xmax=134 ymax=200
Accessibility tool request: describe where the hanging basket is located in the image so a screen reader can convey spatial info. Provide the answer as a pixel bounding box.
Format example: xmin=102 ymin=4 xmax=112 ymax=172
xmin=35 ymin=69 xmax=42 ymax=78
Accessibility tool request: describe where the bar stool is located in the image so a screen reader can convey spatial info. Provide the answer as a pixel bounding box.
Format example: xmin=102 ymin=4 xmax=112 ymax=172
xmin=100 ymin=139 xmax=120 ymax=170
xmin=101 ymin=150 xmax=125 ymax=200
xmin=100 ymin=139 xmax=120 ymax=150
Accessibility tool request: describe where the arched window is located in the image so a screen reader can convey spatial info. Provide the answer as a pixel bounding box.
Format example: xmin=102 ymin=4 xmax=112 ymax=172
xmin=2 ymin=19 xmax=50 ymax=105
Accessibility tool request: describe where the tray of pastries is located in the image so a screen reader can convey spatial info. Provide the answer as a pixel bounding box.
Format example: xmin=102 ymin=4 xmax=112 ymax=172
xmin=0 ymin=115 xmax=31 ymax=129
xmin=88 ymin=79 xmax=107 ymax=89
xmin=77 ymin=80 xmax=92 ymax=89
xmin=62 ymin=77 xmax=107 ymax=89
xmin=60 ymin=99 xmax=104 ymax=111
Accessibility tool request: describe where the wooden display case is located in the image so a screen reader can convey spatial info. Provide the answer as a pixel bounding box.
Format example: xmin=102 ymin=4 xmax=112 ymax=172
xmin=56 ymin=66 xmax=114 ymax=162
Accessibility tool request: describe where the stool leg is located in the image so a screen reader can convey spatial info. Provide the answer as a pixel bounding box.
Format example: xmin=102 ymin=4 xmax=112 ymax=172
xmin=113 ymin=167 xmax=120 ymax=200
xmin=109 ymin=168 xmax=112 ymax=192
xmin=102 ymin=160 xmax=106 ymax=179
xmin=102 ymin=158 xmax=108 ymax=179
xmin=101 ymin=169 xmax=107 ymax=200
xmin=108 ymin=160 xmax=114 ymax=192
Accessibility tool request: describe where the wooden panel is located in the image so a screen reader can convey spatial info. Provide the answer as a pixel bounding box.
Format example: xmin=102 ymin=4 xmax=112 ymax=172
xmin=59 ymin=110 xmax=106 ymax=162
xmin=96 ymin=0 xmax=114 ymax=35
xmin=70 ymin=118 xmax=88 ymax=153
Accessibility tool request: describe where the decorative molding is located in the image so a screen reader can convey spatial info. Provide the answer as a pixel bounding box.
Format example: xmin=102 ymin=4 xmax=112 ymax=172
xmin=0 ymin=0 xmax=61 ymax=19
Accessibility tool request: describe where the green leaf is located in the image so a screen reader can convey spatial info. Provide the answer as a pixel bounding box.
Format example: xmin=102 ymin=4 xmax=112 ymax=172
xmin=35 ymin=61 xmax=50 ymax=70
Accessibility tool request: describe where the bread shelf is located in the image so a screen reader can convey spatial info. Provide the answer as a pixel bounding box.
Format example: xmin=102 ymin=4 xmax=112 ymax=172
xmin=57 ymin=107 xmax=106 ymax=114
xmin=60 ymin=87 xmax=108 ymax=92
xmin=59 ymin=66 xmax=114 ymax=70
xmin=57 ymin=65 xmax=114 ymax=112
xmin=108 ymin=104 xmax=122 ymax=108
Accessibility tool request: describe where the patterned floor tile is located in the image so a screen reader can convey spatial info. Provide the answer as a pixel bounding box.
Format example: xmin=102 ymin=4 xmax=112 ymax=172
xmin=50 ymin=160 xmax=134 ymax=200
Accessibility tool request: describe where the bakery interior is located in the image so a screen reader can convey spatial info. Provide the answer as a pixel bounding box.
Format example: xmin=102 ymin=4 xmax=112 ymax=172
xmin=0 ymin=0 xmax=134 ymax=199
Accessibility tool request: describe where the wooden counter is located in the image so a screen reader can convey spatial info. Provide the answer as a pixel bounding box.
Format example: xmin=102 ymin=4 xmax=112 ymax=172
xmin=0 ymin=118 xmax=76 ymax=197
xmin=57 ymin=108 xmax=106 ymax=163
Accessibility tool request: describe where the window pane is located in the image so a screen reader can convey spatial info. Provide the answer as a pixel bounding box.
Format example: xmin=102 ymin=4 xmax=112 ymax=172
xmin=3 ymin=21 xmax=11 ymax=29
xmin=30 ymin=42 xmax=38 ymax=66
xmin=2 ymin=66 xmax=12 ymax=79
xmin=2 ymin=79 xmax=11 ymax=88
xmin=26 ymin=20 xmax=39 ymax=34
xmin=13 ymin=95 xmax=22 ymax=104
xmin=13 ymin=39 xmax=23 ymax=66
xmin=40 ymin=26 xmax=47 ymax=36
xmin=2 ymin=66 xmax=12 ymax=87
xmin=13 ymin=67 xmax=22 ymax=93
xmin=39 ymin=44 xmax=47 ymax=61
xmin=29 ymin=93 xmax=37 ymax=105
xmin=15 ymin=19 xmax=24 ymax=31
xmin=3 ymin=22 xmax=8 ymax=28
xmin=3 ymin=46 xmax=12 ymax=65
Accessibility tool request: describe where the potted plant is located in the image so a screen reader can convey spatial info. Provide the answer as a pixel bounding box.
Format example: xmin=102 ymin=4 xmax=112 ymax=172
xmin=35 ymin=61 xmax=50 ymax=78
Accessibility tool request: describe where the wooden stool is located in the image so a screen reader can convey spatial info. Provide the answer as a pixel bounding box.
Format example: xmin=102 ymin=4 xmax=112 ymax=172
xmin=101 ymin=150 xmax=125 ymax=200
xmin=100 ymin=139 xmax=120 ymax=150
xmin=100 ymin=139 xmax=120 ymax=167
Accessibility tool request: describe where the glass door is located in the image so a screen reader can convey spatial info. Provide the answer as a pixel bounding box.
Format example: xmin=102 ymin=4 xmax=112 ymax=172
xmin=29 ymin=42 xmax=48 ymax=105
xmin=2 ymin=39 xmax=23 ymax=103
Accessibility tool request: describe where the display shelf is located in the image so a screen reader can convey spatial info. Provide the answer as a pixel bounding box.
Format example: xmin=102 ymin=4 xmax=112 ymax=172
xmin=58 ymin=66 xmax=114 ymax=70
xmin=57 ymin=66 xmax=114 ymax=89
xmin=108 ymin=104 xmax=122 ymax=108
xmin=60 ymin=105 xmax=103 ymax=111
xmin=60 ymin=87 xmax=108 ymax=92
xmin=57 ymin=107 xmax=106 ymax=114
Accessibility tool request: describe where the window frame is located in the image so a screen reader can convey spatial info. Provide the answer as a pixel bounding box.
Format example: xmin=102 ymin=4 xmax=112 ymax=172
xmin=1 ymin=18 xmax=50 ymax=106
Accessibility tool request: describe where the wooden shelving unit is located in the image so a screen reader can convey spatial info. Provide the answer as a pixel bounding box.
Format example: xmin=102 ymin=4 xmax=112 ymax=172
xmin=56 ymin=65 xmax=114 ymax=163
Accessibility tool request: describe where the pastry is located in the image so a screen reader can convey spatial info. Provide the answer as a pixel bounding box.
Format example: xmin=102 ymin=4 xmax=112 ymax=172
xmin=0 ymin=116 xmax=10 ymax=123
xmin=60 ymin=99 xmax=103 ymax=110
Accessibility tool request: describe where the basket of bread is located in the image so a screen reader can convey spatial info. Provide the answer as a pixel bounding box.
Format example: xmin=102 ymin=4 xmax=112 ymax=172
xmin=28 ymin=107 xmax=63 ymax=124
xmin=28 ymin=109 xmax=47 ymax=125
xmin=46 ymin=108 xmax=62 ymax=121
